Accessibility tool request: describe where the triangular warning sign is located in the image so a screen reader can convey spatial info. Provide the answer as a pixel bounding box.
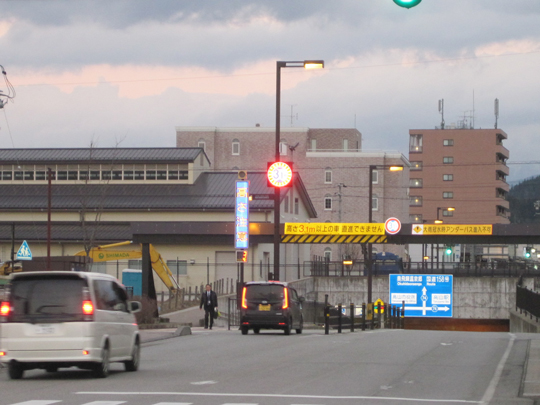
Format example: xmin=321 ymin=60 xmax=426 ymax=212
xmin=412 ymin=224 xmax=424 ymax=235
xmin=17 ymin=240 xmax=33 ymax=261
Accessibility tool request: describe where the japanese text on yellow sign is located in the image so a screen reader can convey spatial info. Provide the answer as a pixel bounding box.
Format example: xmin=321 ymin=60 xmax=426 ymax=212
xmin=285 ymin=223 xmax=385 ymax=235
xmin=412 ymin=224 xmax=493 ymax=235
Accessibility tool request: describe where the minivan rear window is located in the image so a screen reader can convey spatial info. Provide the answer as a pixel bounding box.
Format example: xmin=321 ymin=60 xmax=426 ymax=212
xmin=245 ymin=285 xmax=284 ymax=301
xmin=9 ymin=276 xmax=87 ymax=323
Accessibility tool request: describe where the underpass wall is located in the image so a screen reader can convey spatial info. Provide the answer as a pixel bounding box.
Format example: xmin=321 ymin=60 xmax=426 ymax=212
xmin=294 ymin=276 xmax=538 ymax=320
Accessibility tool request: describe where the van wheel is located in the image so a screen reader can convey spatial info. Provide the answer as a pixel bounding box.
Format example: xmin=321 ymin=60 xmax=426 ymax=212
xmin=241 ymin=326 xmax=249 ymax=335
xmin=284 ymin=322 xmax=291 ymax=335
xmin=8 ymin=362 xmax=24 ymax=380
xmin=92 ymin=345 xmax=110 ymax=378
xmin=124 ymin=340 xmax=140 ymax=372
xmin=296 ymin=317 xmax=303 ymax=334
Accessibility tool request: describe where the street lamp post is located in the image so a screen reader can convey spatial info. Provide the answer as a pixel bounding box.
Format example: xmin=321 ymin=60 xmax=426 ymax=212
xmin=367 ymin=164 xmax=403 ymax=303
xmin=273 ymin=60 xmax=324 ymax=281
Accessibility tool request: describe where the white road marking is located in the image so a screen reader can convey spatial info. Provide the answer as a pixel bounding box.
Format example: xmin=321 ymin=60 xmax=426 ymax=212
xmin=10 ymin=402 xmax=61 ymax=405
xmin=81 ymin=402 xmax=126 ymax=405
xmin=480 ymin=333 xmax=516 ymax=404
xmin=189 ymin=380 xmax=217 ymax=385
xmin=153 ymin=403 xmax=193 ymax=405
xmin=77 ymin=391 xmax=481 ymax=403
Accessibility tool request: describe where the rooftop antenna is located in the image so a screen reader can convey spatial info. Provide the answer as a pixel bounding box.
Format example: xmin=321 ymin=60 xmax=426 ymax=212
xmin=282 ymin=104 xmax=298 ymax=127
xmin=438 ymin=99 xmax=445 ymax=129
xmin=494 ymin=98 xmax=499 ymax=129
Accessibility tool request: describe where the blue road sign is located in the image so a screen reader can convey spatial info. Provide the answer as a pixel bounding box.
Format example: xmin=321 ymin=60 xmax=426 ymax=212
xmin=389 ymin=274 xmax=453 ymax=317
xmin=17 ymin=240 xmax=33 ymax=261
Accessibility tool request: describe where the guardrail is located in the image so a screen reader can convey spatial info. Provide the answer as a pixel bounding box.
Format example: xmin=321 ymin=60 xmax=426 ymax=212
xmin=516 ymin=284 xmax=540 ymax=320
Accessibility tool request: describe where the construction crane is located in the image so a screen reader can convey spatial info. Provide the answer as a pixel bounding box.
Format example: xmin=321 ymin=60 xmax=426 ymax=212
xmin=75 ymin=241 xmax=180 ymax=293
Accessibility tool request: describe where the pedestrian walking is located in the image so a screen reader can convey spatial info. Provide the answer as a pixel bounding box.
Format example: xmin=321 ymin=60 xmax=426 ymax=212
xmin=199 ymin=284 xmax=218 ymax=329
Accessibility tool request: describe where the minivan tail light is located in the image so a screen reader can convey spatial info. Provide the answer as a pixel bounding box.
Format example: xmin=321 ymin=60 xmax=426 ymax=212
xmin=82 ymin=300 xmax=94 ymax=315
xmin=282 ymin=287 xmax=289 ymax=309
xmin=0 ymin=302 xmax=10 ymax=317
xmin=241 ymin=287 xmax=248 ymax=309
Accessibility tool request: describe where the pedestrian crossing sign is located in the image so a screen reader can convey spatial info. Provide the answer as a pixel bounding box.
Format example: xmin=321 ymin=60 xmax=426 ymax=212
xmin=17 ymin=240 xmax=32 ymax=260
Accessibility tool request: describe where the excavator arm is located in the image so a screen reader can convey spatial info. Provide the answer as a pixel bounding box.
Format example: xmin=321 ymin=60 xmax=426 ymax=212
xmin=75 ymin=241 xmax=179 ymax=293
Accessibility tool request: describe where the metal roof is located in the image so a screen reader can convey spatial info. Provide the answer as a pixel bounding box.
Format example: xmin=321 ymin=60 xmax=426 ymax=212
xmin=0 ymin=172 xmax=317 ymax=217
xmin=0 ymin=148 xmax=208 ymax=164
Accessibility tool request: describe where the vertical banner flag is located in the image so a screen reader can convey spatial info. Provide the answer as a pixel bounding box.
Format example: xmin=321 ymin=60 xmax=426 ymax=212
xmin=235 ymin=180 xmax=249 ymax=249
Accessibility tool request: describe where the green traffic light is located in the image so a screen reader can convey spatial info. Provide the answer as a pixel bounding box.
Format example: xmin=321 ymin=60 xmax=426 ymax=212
xmin=445 ymin=247 xmax=452 ymax=256
xmin=393 ymin=0 xmax=422 ymax=9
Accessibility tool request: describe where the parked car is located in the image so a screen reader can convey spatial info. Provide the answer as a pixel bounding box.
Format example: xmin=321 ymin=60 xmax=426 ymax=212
xmin=0 ymin=271 xmax=141 ymax=379
xmin=240 ymin=281 xmax=304 ymax=335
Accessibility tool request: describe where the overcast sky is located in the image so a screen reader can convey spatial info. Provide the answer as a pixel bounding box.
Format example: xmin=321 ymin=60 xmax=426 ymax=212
xmin=1 ymin=0 xmax=539 ymax=182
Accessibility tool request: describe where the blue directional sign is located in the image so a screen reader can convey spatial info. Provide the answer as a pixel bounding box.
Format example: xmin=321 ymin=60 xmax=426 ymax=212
xmin=389 ymin=274 xmax=453 ymax=317
xmin=16 ymin=240 xmax=33 ymax=261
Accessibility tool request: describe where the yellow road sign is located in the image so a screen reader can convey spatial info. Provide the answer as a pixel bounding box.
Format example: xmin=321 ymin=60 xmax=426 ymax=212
xmin=285 ymin=223 xmax=385 ymax=236
xmin=412 ymin=224 xmax=493 ymax=235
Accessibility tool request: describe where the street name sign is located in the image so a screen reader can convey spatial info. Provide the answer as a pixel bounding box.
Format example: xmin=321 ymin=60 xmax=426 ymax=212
xmin=389 ymin=274 xmax=453 ymax=318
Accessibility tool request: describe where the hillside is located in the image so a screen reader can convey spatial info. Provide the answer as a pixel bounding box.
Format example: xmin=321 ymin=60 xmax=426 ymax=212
xmin=507 ymin=176 xmax=540 ymax=223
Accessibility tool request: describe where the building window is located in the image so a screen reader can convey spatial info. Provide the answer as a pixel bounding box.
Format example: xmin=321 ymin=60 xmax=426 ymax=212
xmin=198 ymin=140 xmax=206 ymax=151
xmin=496 ymin=188 xmax=507 ymax=199
xmin=101 ymin=171 xmax=112 ymax=180
xmin=496 ymin=171 xmax=507 ymax=181
xmin=443 ymin=191 xmax=454 ymax=199
xmin=112 ymin=171 xmax=122 ymax=180
xmin=146 ymin=170 xmax=156 ymax=180
xmin=410 ymin=161 xmax=423 ymax=171
xmin=496 ymin=153 xmax=507 ymax=163
xmin=280 ymin=141 xmax=288 ymax=156
xmin=443 ymin=139 xmax=454 ymax=146
xmin=324 ymin=195 xmax=332 ymax=210
xmin=179 ymin=170 xmax=188 ymax=180
xmin=311 ymin=139 xmax=317 ymax=151
xmin=442 ymin=209 xmax=454 ymax=217
xmin=2 ymin=171 xmax=12 ymax=180
xmin=232 ymin=139 xmax=240 ymax=155
xmin=36 ymin=171 xmax=46 ymax=181
xmin=325 ymin=168 xmax=332 ymax=184
xmin=372 ymin=194 xmax=378 ymax=211
xmin=128 ymin=260 xmax=142 ymax=269
xmin=443 ymin=174 xmax=453 ymax=181
xmin=410 ymin=178 xmax=423 ymax=188
xmin=410 ymin=214 xmax=422 ymax=222
xmin=409 ymin=134 xmax=423 ymax=152
xmin=497 ymin=205 xmax=507 ymax=217
xmin=166 ymin=260 xmax=187 ymax=276
xmin=343 ymin=139 xmax=349 ymax=151
xmin=124 ymin=170 xmax=134 ymax=180
xmin=324 ymin=247 xmax=332 ymax=261
xmin=294 ymin=197 xmax=299 ymax=215
xmin=443 ymin=157 xmax=454 ymax=164
xmin=24 ymin=171 xmax=34 ymax=181
xmin=372 ymin=170 xmax=379 ymax=184
xmin=410 ymin=196 xmax=422 ymax=206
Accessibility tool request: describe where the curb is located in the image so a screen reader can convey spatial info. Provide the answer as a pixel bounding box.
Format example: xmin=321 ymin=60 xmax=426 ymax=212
xmin=140 ymin=325 xmax=192 ymax=343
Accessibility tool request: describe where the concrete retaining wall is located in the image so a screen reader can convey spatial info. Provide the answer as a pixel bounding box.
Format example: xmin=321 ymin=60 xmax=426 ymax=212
xmin=290 ymin=276 xmax=538 ymax=320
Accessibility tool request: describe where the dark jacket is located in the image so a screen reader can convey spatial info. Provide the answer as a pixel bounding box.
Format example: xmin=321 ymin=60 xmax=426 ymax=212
xmin=200 ymin=290 xmax=218 ymax=309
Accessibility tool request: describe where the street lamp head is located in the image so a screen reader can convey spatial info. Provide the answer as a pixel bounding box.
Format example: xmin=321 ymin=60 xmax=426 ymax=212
xmin=434 ymin=220 xmax=443 ymax=224
xmin=389 ymin=166 xmax=404 ymax=171
xmin=304 ymin=60 xmax=324 ymax=69
xmin=447 ymin=207 xmax=455 ymax=211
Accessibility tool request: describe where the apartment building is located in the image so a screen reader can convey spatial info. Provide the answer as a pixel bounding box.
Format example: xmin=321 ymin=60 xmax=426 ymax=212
xmin=176 ymin=126 xmax=410 ymax=262
xmin=408 ymin=128 xmax=510 ymax=225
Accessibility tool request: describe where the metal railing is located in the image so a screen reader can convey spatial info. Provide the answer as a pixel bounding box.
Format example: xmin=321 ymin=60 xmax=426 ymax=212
xmin=516 ymin=284 xmax=540 ymax=320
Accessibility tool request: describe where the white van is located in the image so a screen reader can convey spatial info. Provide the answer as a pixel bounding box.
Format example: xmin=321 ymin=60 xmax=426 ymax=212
xmin=0 ymin=271 xmax=141 ymax=379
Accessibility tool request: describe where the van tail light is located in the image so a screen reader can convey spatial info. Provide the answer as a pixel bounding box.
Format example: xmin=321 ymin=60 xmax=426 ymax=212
xmin=82 ymin=287 xmax=94 ymax=320
xmin=0 ymin=288 xmax=10 ymax=322
xmin=0 ymin=302 xmax=10 ymax=318
xmin=241 ymin=287 xmax=248 ymax=309
xmin=82 ymin=300 xmax=94 ymax=315
xmin=282 ymin=287 xmax=289 ymax=309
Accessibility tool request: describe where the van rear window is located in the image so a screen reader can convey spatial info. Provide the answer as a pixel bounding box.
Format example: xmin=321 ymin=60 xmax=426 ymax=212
xmin=245 ymin=285 xmax=284 ymax=301
xmin=9 ymin=276 xmax=86 ymax=323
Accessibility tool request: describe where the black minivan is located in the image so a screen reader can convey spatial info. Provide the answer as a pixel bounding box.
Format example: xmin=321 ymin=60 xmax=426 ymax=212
xmin=240 ymin=281 xmax=304 ymax=335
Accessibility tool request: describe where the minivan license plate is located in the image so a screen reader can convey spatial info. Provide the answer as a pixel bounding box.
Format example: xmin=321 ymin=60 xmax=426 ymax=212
xmin=35 ymin=324 xmax=56 ymax=334
xmin=259 ymin=304 xmax=271 ymax=311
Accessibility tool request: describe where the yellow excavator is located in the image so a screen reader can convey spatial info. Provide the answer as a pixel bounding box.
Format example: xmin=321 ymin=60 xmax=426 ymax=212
xmin=0 ymin=261 xmax=23 ymax=276
xmin=74 ymin=241 xmax=180 ymax=293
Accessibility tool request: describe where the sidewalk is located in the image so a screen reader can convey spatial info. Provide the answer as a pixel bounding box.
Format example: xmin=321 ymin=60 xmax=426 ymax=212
xmin=139 ymin=325 xmax=191 ymax=343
